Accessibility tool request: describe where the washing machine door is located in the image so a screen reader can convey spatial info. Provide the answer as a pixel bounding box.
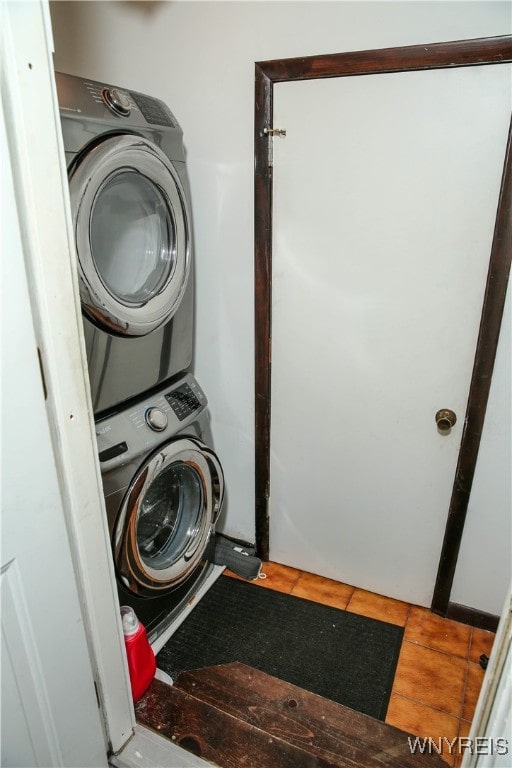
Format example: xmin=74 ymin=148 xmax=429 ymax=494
xmin=69 ymin=134 xmax=190 ymax=336
xmin=114 ymin=437 xmax=224 ymax=596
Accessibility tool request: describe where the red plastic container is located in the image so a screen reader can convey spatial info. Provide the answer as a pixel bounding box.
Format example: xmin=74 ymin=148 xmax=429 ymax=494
xmin=121 ymin=606 xmax=156 ymax=702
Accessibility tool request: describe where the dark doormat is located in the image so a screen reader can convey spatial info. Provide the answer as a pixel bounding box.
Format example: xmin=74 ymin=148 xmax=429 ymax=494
xmin=156 ymin=576 xmax=403 ymax=720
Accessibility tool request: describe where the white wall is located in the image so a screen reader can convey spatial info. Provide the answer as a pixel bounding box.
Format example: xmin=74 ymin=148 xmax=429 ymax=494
xmin=50 ymin=1 xmax=511 ymax=613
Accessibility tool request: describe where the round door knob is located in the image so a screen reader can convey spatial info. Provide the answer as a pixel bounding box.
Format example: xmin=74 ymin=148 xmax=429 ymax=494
xmin=435 ymin=409 xmax=457 ymax=434
xmin=145 ymin=407 xmax=168 ymax=432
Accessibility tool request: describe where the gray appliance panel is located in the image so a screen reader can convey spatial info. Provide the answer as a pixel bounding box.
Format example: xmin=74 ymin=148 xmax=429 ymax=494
xmin=57 ymin=71 xmax=194 ymax=415
xmin=56 ymin=73 xmax=185 ymax=161
xmin=56 ymin=72 xmax=178 ymax=129
xmin=85 ymin=269 xmax=194 ymax=417
xmin=97 ymin=372 xmax=215 ymax=502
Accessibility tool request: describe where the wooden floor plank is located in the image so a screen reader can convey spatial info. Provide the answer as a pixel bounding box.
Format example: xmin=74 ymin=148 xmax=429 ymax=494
xmin=136 ymin=664 xmax=449 ymax=767
xmin=173 ymin=663 xmax=449 ymax=768
xmin=137 ymin=677 xmax=358 ymax=767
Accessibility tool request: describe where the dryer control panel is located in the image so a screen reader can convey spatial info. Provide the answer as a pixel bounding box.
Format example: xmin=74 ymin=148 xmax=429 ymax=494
xmin=56 ymin=72 xmax=177 ymax=128
xmin=95 ymin=373 xmax=207 ymax=471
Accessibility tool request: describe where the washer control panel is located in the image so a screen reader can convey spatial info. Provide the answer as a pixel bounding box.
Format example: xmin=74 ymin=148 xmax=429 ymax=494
xmin=96 ymin=373 xmax=207 ymax=470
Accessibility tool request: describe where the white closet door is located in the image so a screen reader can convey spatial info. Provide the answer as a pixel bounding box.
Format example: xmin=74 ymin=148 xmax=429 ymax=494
xmin=269 ymin=64 xmax=511 ymax=606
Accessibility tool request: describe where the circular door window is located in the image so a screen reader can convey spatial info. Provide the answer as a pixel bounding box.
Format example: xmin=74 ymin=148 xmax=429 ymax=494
xmin=69 ymin=135 xmax=190 ymax=336
xmin=90 ymin=170 xmax=175 ymax=306
xmin=114 ymin=439 xmax=223 ymax=596
xmin=137 ymin=463 xmax=203 ymax=571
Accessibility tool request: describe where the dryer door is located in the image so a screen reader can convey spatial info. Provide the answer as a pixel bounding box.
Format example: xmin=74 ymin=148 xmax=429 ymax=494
xmin=69 ymin=134 xmax=190 ymax=336
xmin=114 ymin=437 xmax=224 ymax=596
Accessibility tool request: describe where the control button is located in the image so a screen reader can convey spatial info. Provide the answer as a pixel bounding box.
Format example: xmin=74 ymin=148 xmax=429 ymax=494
xmin=99 ymin=441 xmax=128 ymax=463
xmin=145 ymin=407 xmax=168 ymax=432
xmin=101 ymin=87 xmax=131 ymax=116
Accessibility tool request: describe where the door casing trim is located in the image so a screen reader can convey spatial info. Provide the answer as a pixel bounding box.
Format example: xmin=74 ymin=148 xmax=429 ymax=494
xmin=253 ymin=35 xmax=512 ymax=616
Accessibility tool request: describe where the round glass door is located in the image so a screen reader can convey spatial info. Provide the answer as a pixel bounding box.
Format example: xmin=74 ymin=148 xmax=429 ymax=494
xmin=69 ymin=134 xmax=190 ymax=336
xmin=137 ymin=463 xmax=203 ymax=571
xmin=114 ymin=438 xmax=224 ymax=596
xmin=90 ymin=171 xmax=175 ymax=306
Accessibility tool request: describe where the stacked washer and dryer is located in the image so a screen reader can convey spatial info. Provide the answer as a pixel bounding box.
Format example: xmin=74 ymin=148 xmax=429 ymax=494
xmin=57 ymin=73 xmax=227 ymax=650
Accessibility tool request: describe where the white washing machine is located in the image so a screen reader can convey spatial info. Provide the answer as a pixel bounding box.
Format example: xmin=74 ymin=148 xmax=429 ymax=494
xmin=97 ymin=372 xmax=225 ymax=651
xmin=57 ymin=72 xmax=194 ymax=417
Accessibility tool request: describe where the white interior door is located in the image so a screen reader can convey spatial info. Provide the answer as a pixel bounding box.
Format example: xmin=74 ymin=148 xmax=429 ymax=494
xmin=269 ymin=64 xmax=511 ymax=607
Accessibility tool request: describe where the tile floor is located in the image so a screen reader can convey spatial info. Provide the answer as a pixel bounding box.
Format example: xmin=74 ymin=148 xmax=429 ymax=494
xmin=225 ymin=561 xmax=495 ymax=768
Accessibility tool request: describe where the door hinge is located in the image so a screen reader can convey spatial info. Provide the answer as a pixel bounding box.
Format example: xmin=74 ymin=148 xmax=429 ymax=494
xmin=264 ymin=128 xmax=287 ymax=137
xmin=263 ymin=127 xmax=286 ymax=167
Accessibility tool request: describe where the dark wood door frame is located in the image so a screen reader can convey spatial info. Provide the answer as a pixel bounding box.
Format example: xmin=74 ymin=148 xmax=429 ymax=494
xmin=254 ymin=36 xmax=512 ymax=618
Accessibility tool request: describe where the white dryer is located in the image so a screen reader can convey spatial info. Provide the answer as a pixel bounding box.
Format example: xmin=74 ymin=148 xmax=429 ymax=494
xmin=57 ymin=73 xmax=194 ymax=416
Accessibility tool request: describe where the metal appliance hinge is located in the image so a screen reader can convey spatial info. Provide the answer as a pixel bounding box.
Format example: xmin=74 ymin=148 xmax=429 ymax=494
xmin=263 ymin=126 xmax=286 ymax=167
